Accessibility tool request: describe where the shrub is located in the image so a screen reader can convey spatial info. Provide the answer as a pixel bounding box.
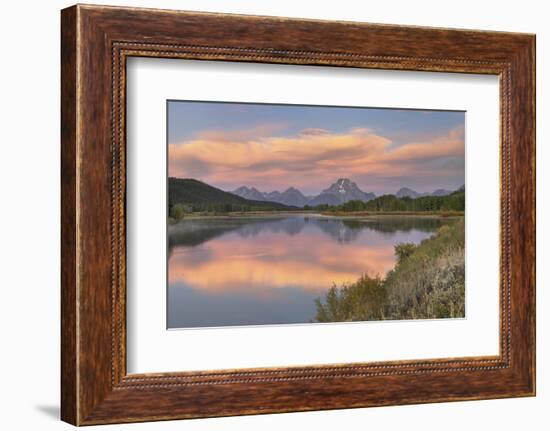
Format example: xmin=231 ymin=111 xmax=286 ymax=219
xmin=170 ymin=203 xmax=187 ymax=220
xmin=394 ymin=243 xmax=417 ymax=264
xmin=315 ymin=274 xmax=386 ymax=322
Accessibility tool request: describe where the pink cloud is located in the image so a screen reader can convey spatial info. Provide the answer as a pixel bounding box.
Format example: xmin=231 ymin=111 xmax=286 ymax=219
xmin=196 ymin=122 xmax=288 ymax=142
xmin=168 ymin=125 xmax=464 ymax=193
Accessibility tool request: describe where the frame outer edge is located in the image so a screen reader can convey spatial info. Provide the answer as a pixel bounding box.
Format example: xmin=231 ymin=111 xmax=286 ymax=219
xmin=61 ymin=5 xmax=79 ymax=426
xmin=505 ymin=35 xmax=536 ymax=396
xmin=527 ymin=35 xmax=536 ymax=395
xmin=531 ymin=34 xmax=536 ymax=396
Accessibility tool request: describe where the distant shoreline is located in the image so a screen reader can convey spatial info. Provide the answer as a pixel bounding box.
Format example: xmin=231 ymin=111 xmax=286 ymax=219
xmin=169 ymin=210 xmax=464 ymax=222
xmin=321 ymin=210 xmax=464 ymax=218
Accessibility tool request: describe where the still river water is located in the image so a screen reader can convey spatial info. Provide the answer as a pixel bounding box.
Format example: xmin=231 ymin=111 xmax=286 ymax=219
xmin=167 ymin=214 xmax=443 ymax=329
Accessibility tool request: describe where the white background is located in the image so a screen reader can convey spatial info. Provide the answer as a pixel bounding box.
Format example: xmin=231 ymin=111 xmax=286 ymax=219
xmin=127 ymin=59 xmax=500 ymax=373
xmin=0 ymin=0 xmax=547 ymax=430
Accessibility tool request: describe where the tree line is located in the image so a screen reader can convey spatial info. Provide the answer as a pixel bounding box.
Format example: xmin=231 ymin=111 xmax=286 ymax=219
xmin=169 ymin=202 xmax=294 ymax=219
xmin=332 ymin=189 xmax=465 ymax=213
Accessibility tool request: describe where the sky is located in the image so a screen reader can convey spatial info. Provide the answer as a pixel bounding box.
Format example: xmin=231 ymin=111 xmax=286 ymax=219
xmin=167 ymin=100 xmax=465 ymax=195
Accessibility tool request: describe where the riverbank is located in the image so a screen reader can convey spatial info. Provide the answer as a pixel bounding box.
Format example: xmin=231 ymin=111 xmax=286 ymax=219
xmin=168 ymin=211 xmax=306 ymax=222
xmin=315 ymin=218 xmax=465 ymax=322
xmin=168 ymin=210 xmax=464 ymax=223
xmin=321 ymin=210 xmax=464 ymax=217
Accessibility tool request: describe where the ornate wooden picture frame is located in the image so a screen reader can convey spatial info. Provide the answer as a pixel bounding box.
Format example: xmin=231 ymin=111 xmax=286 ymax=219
xmin=61 ymin=4 xmax=535 ymax=425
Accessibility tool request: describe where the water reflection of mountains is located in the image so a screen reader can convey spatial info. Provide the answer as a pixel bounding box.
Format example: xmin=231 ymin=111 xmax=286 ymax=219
xmin=168 ymin=215 xmax=449 ymax=248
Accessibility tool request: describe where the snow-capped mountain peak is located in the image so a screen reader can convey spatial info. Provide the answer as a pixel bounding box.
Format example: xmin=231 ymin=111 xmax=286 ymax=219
xmin=231 ymin=178 xmax=376 ymax=207
xmin=319 ymin=178 xmax=375 ymax=204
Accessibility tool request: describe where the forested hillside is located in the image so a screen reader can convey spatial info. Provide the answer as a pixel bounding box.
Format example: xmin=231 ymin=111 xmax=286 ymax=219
xmin=168 ymin=178 xmax=293 ymax=216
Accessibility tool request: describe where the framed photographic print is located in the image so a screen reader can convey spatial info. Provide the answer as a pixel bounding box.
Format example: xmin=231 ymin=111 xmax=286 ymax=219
xmin=61 ymin=4 xmax=535 ymax=425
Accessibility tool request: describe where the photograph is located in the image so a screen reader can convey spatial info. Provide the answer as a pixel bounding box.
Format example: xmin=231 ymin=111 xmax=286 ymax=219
xmin=167 ymin=101 xmax=466 ymax=329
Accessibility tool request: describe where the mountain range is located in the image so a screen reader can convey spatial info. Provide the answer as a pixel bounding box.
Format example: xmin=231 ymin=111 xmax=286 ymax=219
xmin=231 ymin=178 xmax=458 ymax=207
